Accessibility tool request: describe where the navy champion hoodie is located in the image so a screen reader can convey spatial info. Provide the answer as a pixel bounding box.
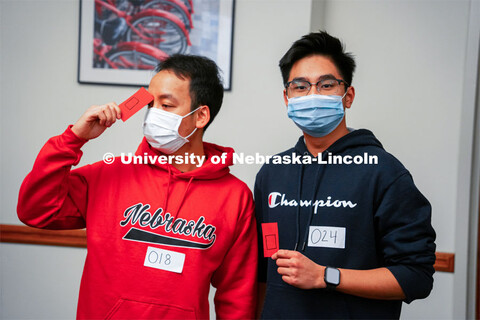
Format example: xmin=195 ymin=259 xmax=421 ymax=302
xmin=255 ymin=129 xmax=436 ymax=319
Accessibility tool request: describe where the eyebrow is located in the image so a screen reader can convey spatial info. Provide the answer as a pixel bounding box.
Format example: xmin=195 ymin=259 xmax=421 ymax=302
xmin=292 ymin=74 xmax=338 ymax=82
xmin=157 ymin=93 xmax=179 ymax=104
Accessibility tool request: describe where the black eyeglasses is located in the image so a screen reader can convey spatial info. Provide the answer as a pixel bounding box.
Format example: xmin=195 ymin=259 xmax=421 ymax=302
xmin=285 ymin=78 xmax=349 ymax=97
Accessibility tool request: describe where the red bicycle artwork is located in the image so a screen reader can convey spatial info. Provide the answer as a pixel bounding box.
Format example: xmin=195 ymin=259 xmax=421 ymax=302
xmin=79 ymin=0 xmax=235 ymax=88
xmin=93 ymin=35 xmax=168 ymax=70
xmin=95 ymin=0 xmax=192 ymax=58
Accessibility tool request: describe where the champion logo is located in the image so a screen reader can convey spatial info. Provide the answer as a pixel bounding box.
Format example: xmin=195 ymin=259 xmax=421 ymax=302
xmin=119 ymin=203 xmax=216 ymax=249
xmin=268 ymin=192 xmax=357 ymax=214
xmin=268 ymin=193 xmax=275 ymax=207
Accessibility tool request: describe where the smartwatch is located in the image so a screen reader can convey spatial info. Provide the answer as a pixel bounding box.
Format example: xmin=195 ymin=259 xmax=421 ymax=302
xmin=324 ymin=267 xmax=340 ymax=290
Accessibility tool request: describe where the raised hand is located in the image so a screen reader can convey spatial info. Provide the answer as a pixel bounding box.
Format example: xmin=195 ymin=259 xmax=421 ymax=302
xmin=71 ymin=103 xmax=122 ymax=140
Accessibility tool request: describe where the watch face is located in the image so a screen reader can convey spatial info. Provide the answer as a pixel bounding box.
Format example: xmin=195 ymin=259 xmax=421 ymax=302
xmin=325 ymin=267 xmax=340 ymax=285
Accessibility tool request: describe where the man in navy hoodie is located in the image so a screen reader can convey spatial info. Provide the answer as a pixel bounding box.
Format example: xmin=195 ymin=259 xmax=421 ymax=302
xmin=255 ymin=31 xmax=436 ymax=319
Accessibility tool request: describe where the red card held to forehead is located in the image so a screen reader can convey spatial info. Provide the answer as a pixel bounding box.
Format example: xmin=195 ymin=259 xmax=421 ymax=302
xmin=119 ymin=87 xmax=154 ymax=122
xmin=261 ymin=222 xmax=279 ymax=258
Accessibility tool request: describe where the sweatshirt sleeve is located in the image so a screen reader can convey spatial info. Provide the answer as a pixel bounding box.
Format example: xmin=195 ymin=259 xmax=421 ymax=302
xmin=375 ymin=172 xmax=436 ymax=303
xmin=211 ymin=191 xmax=258 ymax=319
xmin=17 ymin=126 xmax=90 ymax=230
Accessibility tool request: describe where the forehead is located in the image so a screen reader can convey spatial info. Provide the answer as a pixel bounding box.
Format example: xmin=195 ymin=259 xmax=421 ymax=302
xmin=289 ymin=55 xmax=341 ymax=81
xmin=148 ymin=70 xmax=191 ymax=95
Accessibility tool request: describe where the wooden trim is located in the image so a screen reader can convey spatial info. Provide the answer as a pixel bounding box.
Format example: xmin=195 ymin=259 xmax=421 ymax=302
xmin=433 ymin=252 xmax=455 ymax=273
xmin=0 ymin=224 xmax=455 ymax=272
xmin=0 ymin=224 xmax=86 ymax=248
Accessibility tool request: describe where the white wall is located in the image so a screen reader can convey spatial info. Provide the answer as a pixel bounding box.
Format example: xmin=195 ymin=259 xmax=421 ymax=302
xmin=1 ymin=243 xmax=86 ymax=319
xmin=0 ymin=0 xmax=311 ymax=319
xmin=311 ymin=0 xmax=478 ymax=318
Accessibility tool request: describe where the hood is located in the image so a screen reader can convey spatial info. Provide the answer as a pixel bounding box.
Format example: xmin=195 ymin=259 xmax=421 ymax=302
xmin=294 ymin=129 xmax=384 ymax=156
xmin=135 ymin=137 xmax=233 ymax=180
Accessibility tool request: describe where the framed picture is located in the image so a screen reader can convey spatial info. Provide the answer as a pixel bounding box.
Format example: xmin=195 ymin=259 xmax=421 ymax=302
xmin=78 ymin=0 xmax=235 ymax=89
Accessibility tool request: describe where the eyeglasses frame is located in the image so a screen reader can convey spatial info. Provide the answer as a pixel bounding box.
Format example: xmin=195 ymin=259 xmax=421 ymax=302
xmin=285 ymin=78 xmax=350 ymax=97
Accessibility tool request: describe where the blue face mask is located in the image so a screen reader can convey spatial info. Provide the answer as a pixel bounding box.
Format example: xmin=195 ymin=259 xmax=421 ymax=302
xmin=287 ymin=93 xmax=346 ymax=137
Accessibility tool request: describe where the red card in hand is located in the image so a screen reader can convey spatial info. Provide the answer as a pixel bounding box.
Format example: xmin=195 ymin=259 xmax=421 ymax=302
xmin=119 ymin=87 xmax=154 ymax=122
xmin=262 ymin=222 xmax=279 ymax=258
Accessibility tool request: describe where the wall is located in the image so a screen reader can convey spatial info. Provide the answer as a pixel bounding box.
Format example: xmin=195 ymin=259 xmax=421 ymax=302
xmin=0 ymin=0 xmax=311 ymax=319
xmin=2 ymin=0 xmax=479 ymax=319
xmin=310 ymin=0 xmax=478 ymax=318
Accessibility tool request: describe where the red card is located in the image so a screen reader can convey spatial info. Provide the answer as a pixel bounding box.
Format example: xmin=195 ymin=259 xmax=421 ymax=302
xmin=119 ymin=87 xmax=154 ymax=122
xmin=261 ymin=222 xmax=279 ymax=258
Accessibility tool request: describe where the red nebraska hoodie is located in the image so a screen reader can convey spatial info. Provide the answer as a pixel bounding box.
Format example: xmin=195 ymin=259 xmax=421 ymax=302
xmin=17 ymin=126 xmax=258 ymax=319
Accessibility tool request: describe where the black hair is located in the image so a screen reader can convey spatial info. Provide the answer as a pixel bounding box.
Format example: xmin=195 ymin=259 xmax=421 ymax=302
xmin=279 ymin=31 xmax=356 ymax=87
xmin=155 ymin=54 xmax=224 ymax=131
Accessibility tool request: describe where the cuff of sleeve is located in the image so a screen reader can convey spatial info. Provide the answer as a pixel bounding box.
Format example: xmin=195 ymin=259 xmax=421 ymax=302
xmin=386 ymin=265 xmax=413 ymax=303
xmin=386 ymin=264 xmax=434 ymax=304
xmin=64 ymin=125 xmax=89 ymax=143
xmin=60 ymin=125 xmax=88 ymax=166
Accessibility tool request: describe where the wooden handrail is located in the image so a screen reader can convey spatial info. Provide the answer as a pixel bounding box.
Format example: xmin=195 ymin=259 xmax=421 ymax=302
xmin=433 ymin=252 xmax=455 ymax=272
xmin=0 ymin=224 xmax=86 ymax=248
xmin=0 ymin=224 xmax=454 ymax=272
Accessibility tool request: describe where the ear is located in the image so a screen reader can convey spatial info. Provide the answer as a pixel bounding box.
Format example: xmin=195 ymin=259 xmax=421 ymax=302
xmin=283 ymin=89 xmax=289 ymax=107
xmin=343 ymin=86 xmax=355 ymax=109
xmin=195 ymin=105 xmax=210 ymax=129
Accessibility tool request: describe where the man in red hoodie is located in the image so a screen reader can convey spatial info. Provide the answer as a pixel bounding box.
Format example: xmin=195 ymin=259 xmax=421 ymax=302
xmin=17 ymin=55 xmax=257 ymax=319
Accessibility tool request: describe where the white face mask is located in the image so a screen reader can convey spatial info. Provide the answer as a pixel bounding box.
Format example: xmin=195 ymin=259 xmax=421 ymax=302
xmin=143 ymin=107 xmax=200 ymax=154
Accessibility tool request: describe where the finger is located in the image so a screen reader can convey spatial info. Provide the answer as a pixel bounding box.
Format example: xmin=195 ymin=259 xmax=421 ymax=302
xmin=102 ymin=107 xmax=114 ymax=127
xmin=97 ymin=109 xmax=107 ymax=126
xmin=112 ymin=103 xmax=122 ymax=119
xmin=105 ymin=105 xmax=118 ymax=126
xmin=277 ymin=267 xmax=292 ymax=276
xmin=281 ymin=275 xmax=295 ymax=286
xmin=275 ymin=258 xmax=292 ymax=268
xmin=275 ymin=249 xmax=296 ymax=259
xmin=102 ymin=106 xmax=111 ymax=127
xmin=106 ymin=104 xmax=119 ymax=126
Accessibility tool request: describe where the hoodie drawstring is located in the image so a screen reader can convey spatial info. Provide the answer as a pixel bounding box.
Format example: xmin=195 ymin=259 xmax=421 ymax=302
xmin=164 ymin=166 xmax=172 ymax=213
xmin=173 ymin=176 xmax=194 ymax=219
xmin=163 ymin=166 xmax=195 ymax=219
xmin=294 ymin=164 xmax=305 ymax=251
xmin=300 ymin=151 xmax=328 ymax=251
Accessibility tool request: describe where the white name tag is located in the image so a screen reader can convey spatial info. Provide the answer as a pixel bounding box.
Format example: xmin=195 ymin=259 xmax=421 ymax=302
xmin=144 ymin=246 xmax=185 ymax=273
xmin=308 ymin=226 xmax=346 ymax=249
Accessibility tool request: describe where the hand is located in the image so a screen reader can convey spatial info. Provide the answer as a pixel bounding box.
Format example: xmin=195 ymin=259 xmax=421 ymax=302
xmin=272 ymin=249 xmax=325 ymax=289
xmin=71 ymin=103 xmax=121 ymax=140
